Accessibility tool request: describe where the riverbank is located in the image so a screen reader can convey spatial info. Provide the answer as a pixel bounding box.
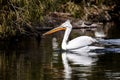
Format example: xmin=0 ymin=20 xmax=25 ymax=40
xmin=0 ymin=0 xmax=119 ymax=40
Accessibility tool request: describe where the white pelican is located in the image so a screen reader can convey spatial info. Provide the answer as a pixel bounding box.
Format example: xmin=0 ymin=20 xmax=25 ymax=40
xmin=43 ymin=20 xmax=97 ymax=50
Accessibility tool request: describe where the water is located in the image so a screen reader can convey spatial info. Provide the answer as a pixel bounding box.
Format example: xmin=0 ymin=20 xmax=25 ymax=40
xmin=0 ymin=22 xmax=120 ymax=80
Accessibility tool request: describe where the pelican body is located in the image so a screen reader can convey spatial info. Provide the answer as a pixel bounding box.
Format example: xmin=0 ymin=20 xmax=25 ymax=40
xmin=43 ymin=20 xmax=97 ymax=50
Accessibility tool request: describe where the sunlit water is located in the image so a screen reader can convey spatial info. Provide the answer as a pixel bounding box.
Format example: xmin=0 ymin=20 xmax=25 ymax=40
xmin=0 ymin=22 xmax=120 ymax=80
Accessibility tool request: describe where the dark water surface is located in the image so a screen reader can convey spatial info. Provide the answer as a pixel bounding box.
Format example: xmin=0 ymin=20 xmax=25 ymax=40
xmin=0 ymin=22 xmax=120 ymax=80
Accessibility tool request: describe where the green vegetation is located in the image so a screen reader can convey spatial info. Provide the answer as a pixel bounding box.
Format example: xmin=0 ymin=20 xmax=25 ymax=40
xmin=0 ymin=0 xmax=84 ymax=39
xmin=0 ymin=0 xmax=119 ymax=39
xmin=0 ymin=0 xmax=46 ymax=39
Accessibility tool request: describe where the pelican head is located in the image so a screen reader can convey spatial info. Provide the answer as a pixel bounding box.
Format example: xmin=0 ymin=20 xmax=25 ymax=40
xmin=60 ymin=20 xmax=72 ymax=28
xmin=43 ymin=20 xmax=72 ymax=36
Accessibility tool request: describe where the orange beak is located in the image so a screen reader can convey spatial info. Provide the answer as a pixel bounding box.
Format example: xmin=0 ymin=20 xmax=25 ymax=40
xmin=42 ymin=27 xmax=66 ymax=36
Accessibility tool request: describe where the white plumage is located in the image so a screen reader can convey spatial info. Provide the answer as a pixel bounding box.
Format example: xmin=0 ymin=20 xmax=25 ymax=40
xmin=43 ymin=20 xmax=97 ymax=51
xmin=66 ymin=36 xmax=96 ymax=50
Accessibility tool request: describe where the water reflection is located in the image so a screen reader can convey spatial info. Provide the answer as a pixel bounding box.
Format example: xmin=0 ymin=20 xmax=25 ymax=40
xmin=94 ymin=25 xmax=106 ymax=38
xmin=0 ymin=38 xmax=53 ymax=80
xmin=62 ymin=51 xmax=98 ymax=79
xmin=62 ymin=52 xmax=72 ymax=79
xmin=52 ymin=37 xmax=59 ymax=50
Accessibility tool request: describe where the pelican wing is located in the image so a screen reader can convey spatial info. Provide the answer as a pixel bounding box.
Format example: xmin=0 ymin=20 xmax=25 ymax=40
xmin=66 ymin=36 xmax=97 ymax=50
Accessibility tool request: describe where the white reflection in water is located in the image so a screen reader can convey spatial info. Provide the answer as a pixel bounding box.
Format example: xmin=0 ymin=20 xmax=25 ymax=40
xmin=52 ymin=37 xmax=58 ymax=50
xmin=95 ymin=26 xmax=106 ymax=38
xmin=62 ymin=51 xmax=98 ymax=79
xmin=62 ymin=52 xmax=72 ymax=79
xmin=106 ymin=72 xmax=120 ymax=79
xmin=66 ymin=52 xmax=97 ymax=65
